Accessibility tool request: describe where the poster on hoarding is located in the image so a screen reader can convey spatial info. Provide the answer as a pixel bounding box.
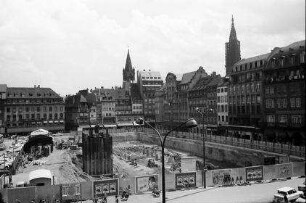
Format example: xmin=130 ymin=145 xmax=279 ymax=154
xmin=175 ymin=172 xmax=196 ymax=190
xmin=93 ymin=179 xmax=119 ymax=198
xmin=61 ymin=183 xmax=81 ymax=200
xmin=246 ymin=166 xmax=263 ymax=182
xmin=135 ymin=175 xmax=158 ymax=194
xmin=276 ymin=163 xmax=292 ymax=179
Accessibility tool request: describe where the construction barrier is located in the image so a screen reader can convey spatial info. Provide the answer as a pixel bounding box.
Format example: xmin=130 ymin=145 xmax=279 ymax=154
xmin=0 ymin=161 xmax=304 ymax=202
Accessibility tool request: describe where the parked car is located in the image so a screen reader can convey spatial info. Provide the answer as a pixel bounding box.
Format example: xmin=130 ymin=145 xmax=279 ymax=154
xmin=273 ymin=187 xmax=303 ymax=203
xmin=298 ymin=183 xmax=306 ymax=195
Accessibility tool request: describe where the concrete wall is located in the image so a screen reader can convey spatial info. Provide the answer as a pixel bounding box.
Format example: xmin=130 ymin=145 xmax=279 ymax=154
xmin=36 ymin=185 xmax=61 ymax=202
xmin=137 ymin=132 xmax=302 ymax=167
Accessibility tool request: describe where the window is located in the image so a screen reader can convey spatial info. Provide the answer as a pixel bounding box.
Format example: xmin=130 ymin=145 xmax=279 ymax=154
xmin=267 ymin=115 xmax=275 ymax=123
xmin=37 ymin=114 xmax=40 ymax=119
xmin=6 ymin=107 xmax=10 ymax=113
xmin=296 ymin=98 xmax=301 ymax=107
xmin=37 ymin=107 xmax=40 ymax=112
xmin=290 ymin=98 xmax=295 ymax=108
xmin=49 ymin=113 xmax=52 ymax=119
xmin=279 ymin=115 xmax=287 ymax=123
xmin=292 ymin=115 xmax=302 ymax=124
xmin=49 ymin=106 xmax=52 ymax=111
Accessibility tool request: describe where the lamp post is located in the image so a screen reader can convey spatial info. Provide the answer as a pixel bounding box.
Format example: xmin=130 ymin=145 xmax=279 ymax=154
xmin=136 ymin=118 xmax=197 ymax=203
xmin=195 ymin=107 xmax=213 ymax=189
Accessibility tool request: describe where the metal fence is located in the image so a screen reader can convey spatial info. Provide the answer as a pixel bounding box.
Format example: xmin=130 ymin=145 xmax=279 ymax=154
xmin=140 ymin=128 xmax=305 ymax=158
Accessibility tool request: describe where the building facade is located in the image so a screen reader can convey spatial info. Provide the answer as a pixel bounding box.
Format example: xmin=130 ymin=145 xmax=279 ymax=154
xmin=65 ymin=89 xmax=96 ymax=131
xmin=0 ymin=85 xmax=64 ymax=135
xmin=131 ymin=83 xmax=144 ymax=120
xmin=262 ymin=40 xmax=305 ymax=145
xmin=137 ymin=70 xmax=163 ymax=122
xmin=228 ymin=53 xmax=269 ymax=128
xmin=225 ymin=16 xmax=241 ymax=76
xmin=189 ymin=73 xmax=222 ymax=129
xmin=93 ymin=88 xmax=117 ymax=125
xmin=217 ymin=78 xmax=229 ymax=125
xmin=174 ymin=67 xmax=207 ymax=123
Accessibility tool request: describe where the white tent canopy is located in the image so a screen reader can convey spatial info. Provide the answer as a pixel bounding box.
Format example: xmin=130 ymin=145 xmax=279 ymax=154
xmin=30 ymin=129 xmax=49 ymax=136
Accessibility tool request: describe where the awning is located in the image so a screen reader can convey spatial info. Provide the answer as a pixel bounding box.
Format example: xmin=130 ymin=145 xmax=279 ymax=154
xmin=49 ymin=121 xmax=54 ymax=123
xmin=30 ymin=129 xmax=49 ymax=136
xmin=117 ymin=122 xmax=134 ymax=127
xmin=43 ymin=121 xmax=48 ymax=124
xmin=60 ymin=120 xmax=64 ymax=123
xmin=54 ymin=121 xmax=59 ymax=123
xmin=103 ymin=124 xmax=117 ymax=128
xmin=29 ymin=169 xmax=52 ymax=181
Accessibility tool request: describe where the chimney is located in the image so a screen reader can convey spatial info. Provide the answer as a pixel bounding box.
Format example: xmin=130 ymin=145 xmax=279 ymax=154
xmin=34 ymin=85 xmax=36 ymax=88
xmin=37 ymin=85 xmax=40 ymax=88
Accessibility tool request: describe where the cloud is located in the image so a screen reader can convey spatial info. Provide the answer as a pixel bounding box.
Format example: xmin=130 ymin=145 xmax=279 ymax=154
xmin=0 ymin=0 xmax=304 ymax=95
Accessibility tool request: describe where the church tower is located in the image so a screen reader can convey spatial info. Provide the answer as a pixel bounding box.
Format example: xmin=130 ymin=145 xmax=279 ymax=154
xmin=225 ymin=15 xmax=241 ymax=75
xmin=122 ymin=50 xmax=135 ymax=92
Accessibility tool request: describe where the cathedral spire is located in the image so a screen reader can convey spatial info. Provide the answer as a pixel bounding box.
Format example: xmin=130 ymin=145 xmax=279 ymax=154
xmin=229 ymin=15 xmax=237 ymax=40
xmin=225 ymin=15 xmax=241 ymax=76
xmin=123 ymin=49 xmax=135 ymax=83
xmin=125 ymin=49 xmax=132 ymax=71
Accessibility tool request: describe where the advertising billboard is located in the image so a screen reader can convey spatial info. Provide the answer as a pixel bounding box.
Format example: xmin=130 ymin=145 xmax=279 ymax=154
xmin=135 ymin=175 xmax=158 ymax=194
xmin=93 ymin=179 xmax=119 ymax=198
xmin=175 ymin=172 xmax=196 ymax=190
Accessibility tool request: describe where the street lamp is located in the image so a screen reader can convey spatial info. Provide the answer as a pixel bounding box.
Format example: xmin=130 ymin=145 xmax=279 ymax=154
xmin=195 ymin=107 xmax=213 ymax=189
xmin=136 ymin=118 xmax=197 ymax=203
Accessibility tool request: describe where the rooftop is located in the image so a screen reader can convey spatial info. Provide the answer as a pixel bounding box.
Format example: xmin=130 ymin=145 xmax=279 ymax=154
xmin=6 ymin=86 xmax=62 ymax=99
xmin=138 ymin=70 xmax=162 ymax=79
xmin=234 ymin=53 xmax=270 ymax=67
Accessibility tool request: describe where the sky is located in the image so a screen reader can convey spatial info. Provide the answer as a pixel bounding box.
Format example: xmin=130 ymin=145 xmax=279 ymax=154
xmin=0 ymin=0 xmax=304 ymax=96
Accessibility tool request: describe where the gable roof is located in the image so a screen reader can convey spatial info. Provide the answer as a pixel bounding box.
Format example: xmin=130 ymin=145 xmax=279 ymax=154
xmin=180 ymin=71 xmax=196 ymax=85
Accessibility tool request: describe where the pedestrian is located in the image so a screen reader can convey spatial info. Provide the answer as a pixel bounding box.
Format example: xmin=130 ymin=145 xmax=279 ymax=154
xmin=115 ymin=195 xmax=119 ymax=203
xmin=284 ymin=194 xmax=288 ymax=203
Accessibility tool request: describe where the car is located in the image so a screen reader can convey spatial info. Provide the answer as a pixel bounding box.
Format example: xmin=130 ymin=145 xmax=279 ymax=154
xmin=273 ymin=187 xmax=303 ymax=203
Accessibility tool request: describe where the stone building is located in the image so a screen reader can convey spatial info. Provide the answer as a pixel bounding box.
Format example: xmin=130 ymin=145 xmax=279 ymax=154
xmin=163 ymin=73 xmax=182 ymax=124
xmin=217 ymin=77 xmax=229 ymax=125
xmin=189 ymin=72 xmax=222 ymax=130
xmin=65 ymin=89 xmax=96 ymax=131
xmin=137 ymin=70 xmax=163 ymax=122
xmin=228 ymin=53 xmax=269 ymax=128
xmin=0 ymin=84 xmax=65 ymax=135
xmin=262 ymin=40 xmax=305 ymax=145
xmin=93 ymin=88 xmax=117 ymax=125
xmin=131 ymin=83 xmax=144 ymax=120
xmin=154 ymin=85 xmax=166 ymax=123
xmin=225 ymin=16 xmax=241 ymax=76
xmin=174 ymin=67 xmax=207 ymax=123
